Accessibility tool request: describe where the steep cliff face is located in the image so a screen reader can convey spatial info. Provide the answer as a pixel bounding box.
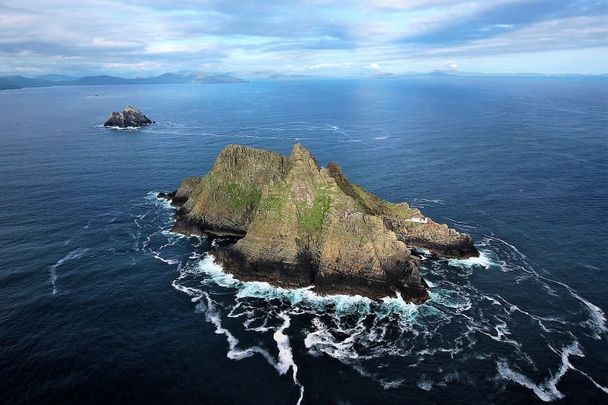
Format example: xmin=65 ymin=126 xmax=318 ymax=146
xmin=164 ymin=144 xmax=478 ymax=303
xmin=172 ymin=145 xmax=289 ymax=236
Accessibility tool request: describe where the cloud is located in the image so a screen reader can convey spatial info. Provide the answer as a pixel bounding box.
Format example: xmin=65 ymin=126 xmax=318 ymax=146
xmin=0 ymin=0 xmax=605 ymax=76
xmin=422 ymin=15 xmax=608 ymax=57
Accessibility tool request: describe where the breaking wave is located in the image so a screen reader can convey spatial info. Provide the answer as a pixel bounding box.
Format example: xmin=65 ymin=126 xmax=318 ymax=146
xmin=138 ymin=192 xmax=607 ymax=403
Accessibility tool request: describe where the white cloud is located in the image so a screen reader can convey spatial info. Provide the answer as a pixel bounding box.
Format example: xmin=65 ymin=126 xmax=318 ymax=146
xmin=425 ymin=15 xmax=608 ymax=57
xmin=0 ymin=0 xmax=605 ymax=75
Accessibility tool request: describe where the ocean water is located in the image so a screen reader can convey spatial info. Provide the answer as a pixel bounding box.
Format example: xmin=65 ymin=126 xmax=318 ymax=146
xmin=0 ymin=78 xmax=606 ymax=403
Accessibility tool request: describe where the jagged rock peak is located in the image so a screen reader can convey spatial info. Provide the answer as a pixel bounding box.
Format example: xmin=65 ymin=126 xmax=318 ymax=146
xmin=291 ymin=143 xmax=315 ymax=160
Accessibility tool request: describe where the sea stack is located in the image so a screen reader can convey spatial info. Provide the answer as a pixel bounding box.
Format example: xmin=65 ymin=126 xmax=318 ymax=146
xmin=104 ymin=105 xmax=153 ymax=128
xmin=162 ymin=144 xmax=479 ymax=303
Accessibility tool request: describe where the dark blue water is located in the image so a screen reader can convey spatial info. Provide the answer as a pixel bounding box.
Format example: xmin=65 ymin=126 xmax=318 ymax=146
xmin=0 ymin=78 xmax=606 ymax=403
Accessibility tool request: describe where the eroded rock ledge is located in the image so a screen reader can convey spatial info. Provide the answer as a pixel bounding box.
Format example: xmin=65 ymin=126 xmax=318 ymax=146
xmin=162 ymin=144 xmax=478 ymax=303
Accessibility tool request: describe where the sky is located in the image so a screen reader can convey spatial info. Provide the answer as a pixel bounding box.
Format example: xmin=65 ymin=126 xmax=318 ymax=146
xmin=0 ymin=0 xmax=607 ymax=77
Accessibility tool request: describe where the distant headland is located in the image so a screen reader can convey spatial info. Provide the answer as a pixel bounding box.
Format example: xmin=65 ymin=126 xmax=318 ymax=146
xmin=160 ymin=144 xmax=478 ymax=303
xmin=0 ymin=71 xmax=246 ymax=91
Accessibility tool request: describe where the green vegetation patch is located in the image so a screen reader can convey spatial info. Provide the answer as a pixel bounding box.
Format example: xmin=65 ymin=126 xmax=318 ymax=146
xmin=223 ymin=181 xmax=262 ymax=211
xmin=258 ymin=183 xmax=290 ymax=213
xmin=298 ymin=188 xmax=331 ymax=235
xmin=197 ymin=169 xmax=262 ymax=214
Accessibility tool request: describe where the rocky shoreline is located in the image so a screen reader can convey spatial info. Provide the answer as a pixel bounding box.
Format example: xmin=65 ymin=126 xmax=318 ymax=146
xmin=160 ymin=144 xmax=478 ymax=303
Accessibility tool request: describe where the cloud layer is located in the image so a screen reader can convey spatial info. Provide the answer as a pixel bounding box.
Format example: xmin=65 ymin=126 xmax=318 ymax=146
xmin=0 ymin=0 xmax=606 ymax=75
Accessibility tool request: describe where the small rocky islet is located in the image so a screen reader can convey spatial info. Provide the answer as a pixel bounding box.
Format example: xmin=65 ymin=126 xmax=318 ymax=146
xmin=104 ymin=105 xmax=153 ymax=128
xmin=160 ymin=144 xmax=478 ymax=303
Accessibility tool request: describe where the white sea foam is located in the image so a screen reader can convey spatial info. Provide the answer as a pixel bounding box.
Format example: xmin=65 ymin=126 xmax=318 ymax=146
xmin=380 ymin=293 xmax=420 ymax=318
xmin=417 ymin=375 xmax=433 ymax=391
xmin=570 ymin=366 xmax=608 ymax=394
xmin=173 ymin=264 xmax=306 ymax=404
xmin=104 ymin=125 xmax=143 ymax=131
xmin=197 ymin=254 xmax=379 ymax=313
xmin=414 ymin=198 xmax=445 ymax=205
xmin=171 ymin=281 xmax=202 ymax=300
xmin=429 ymin=288 xmax=472 ymax=312
xmin=448 ymin=251 xmax=495 ymax=270
xmin=558 ymin=284 xmax=607 ymax=338
xmin=238 ymin=282 xmax=315 ymax=304
xmin=380 ymin=378 xmax=404 ymax=389
xmin=197 ymin=292 xmax=276 ymax=363
xmin=412 ymin=247 xmax=432 ymax=256
xmin=495 ymin=294 xmax=567 ymax=333
xmin=152 ymin=253 xmax=179 ymax=265
xmin=48 ymin=248 xmax=89 ymax=295
xmin=273 ymin=313 xmax=305 ymax=405
xmin=486 ymin=235 xmax=527 ymax=260
xmin=478 ymin=319 xmax=521 ymax=348
xmin=442 ymin=216 xmax=478 ymax=230
xmin=496 ymin=340 xmax=583 ymax=402
xmin=489 ymin=235 xmax=607 ymax=337
xmin=147 ymin=232 xmax=182 ymax=265
xmin=145 ymin=191 xmax=176 ymax=210
xmin=197 ymin=255 xmax=238 ymax=287
xmin=304 ymin=317 xmax=361 ymax=360
xmin=234 ymin=278 xmax=375 ymax=316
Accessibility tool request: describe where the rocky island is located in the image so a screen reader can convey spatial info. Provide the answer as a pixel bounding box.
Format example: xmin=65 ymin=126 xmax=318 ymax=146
xmin=161 ymin=144 xmax=478 ymax=303
xmin=104 ymin=105 xmax=153 ymax=128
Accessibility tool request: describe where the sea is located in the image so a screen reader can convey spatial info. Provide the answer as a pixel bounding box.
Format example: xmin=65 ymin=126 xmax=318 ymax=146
xmin=0 ymin=77 xmax=606 ymax=404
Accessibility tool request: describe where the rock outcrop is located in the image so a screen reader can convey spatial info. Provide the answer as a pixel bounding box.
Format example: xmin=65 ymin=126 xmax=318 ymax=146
xmin=162 ymin=144 xmax=478 ymax=303
xmin=104 ymin=105 xmax=153 ymax=128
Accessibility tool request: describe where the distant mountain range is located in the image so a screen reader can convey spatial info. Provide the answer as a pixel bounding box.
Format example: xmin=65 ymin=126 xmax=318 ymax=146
xmin=0 ymin=71 xmax=246 ymax=90
xmin=241 ymin=71 xmax=313 ymax=80
xmin=2 ymin=70 xmax=605 ymax=90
